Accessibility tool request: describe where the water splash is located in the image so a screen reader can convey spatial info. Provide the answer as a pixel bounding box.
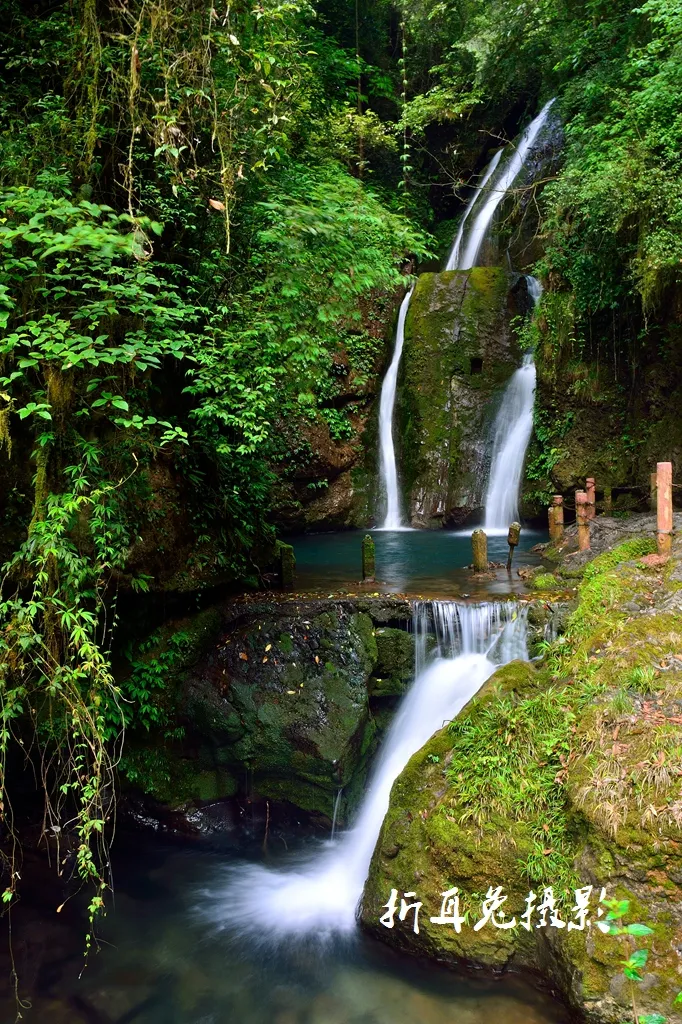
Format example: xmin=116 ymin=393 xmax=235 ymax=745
xmin=201 ymin=601 xmax=527 ymax=940
xmin=377 ymin=287 xmax=414 ymax=530
xmin=456 ymin=99 xmax=556 ymax=271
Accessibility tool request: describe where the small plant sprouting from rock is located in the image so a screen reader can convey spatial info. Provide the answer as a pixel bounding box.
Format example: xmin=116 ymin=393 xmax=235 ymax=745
xmin=602 ymin=897 xmax=663 ymax=1024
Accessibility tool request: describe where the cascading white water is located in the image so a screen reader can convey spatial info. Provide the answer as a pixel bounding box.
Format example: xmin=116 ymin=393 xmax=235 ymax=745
xmin=483 ymin=356 xmax=537 ymax=532
xmin=377 ymin=287 xmax=413 ymax=530
xmin=483 ymin=276 xmax=542 ymax=532
xmin=444 ymin=149 xmax=503 ymax=272
xmin=204 ymin=601 xmax=527 ymax=940
xmin=456 ymin=99 xmax=556 ymax=271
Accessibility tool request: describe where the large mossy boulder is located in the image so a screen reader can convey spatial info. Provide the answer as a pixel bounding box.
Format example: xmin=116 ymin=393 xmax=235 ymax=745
xmin=397 ymin=268 xmax=525 ymax=527
xmin=362 ymin=546 xmax=682 ymax=1024
xmin=149 ymin=597 xmax=413 ymax=822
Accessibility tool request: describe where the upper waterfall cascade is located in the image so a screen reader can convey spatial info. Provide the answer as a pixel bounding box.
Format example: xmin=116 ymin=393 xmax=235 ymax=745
xmin=454 ymin=99 xmax=556 ymax=271
xmin=444 ymin=148 xmax=503 ymax=272
xmin=483 ymin=276 xmax=542 ymax=531
xmin=205 ymin=601 xmax=528 ymax=938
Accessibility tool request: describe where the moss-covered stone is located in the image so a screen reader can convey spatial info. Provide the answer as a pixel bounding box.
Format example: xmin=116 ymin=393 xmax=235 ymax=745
xmin=397 ymin=268 xmax=524 ymax=527
xmin=168 ymin=597 xmax=413 ymax=822
xmin=370 ymin=628 xmax=415 ymax=696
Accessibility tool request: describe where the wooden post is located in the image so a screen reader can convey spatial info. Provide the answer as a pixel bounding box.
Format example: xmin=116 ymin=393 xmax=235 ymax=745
xmin=506 ymin=521 xmax=521 ymax=572
xmin=278 ymin=542 xmax=296 ymax=588
xmin=657 ymin=462 xmax=673 ymax=559
xmin=548 ymin=504 xmax=555 ymax=540
xmin=650 ymin=472 xmax=658 ymax=513
xmin=362 ymin=534 xmax=376 ymax=580
xmin=472 ymin=529 xmax=488 ymax=572
xmin=548 ymin=495 xmax=561 ymax=544
xmin=586 ymin=478 xmax=596 ymax=520
xmin=576 ymin=491 xmax=590 ymax=551
xmin=603 ymin=486 xmax=612 ymax=516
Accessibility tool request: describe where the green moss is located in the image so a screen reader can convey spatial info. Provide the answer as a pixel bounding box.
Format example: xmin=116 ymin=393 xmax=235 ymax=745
xmin=397 ymin=268 xmax=519 ymax=521
xmin=278 ymin=632 xmax=294 ymax=654
xmin=371 ymin=628 xmax=414 ymax=696
xmin=532 ymin=572 xmax=560 ymax=590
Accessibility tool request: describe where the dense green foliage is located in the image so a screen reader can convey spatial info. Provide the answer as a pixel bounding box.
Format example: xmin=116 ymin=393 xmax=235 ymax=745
xmin=1 ymin=0 xmax=681 ymax=938
xmin=0 ymin=0 xmax=429 ymax=922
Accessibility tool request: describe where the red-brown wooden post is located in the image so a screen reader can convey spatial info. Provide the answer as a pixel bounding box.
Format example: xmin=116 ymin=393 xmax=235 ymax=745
xmin=657 ymin=462 xmax=673 ymax=559
xmin=586 ymin=477 xmax=596 ymax=520
xmin=576 ymin=490 xmax=590 ymax=551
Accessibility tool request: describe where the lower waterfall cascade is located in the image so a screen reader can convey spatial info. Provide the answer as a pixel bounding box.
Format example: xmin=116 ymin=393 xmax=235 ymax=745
xmin=203 ymin=601 xmax=528 ymax=939
xmin=377 ymin=287 xmax=414 ymax=530
xmin=483 ymin=275 xmax=543 ymax=531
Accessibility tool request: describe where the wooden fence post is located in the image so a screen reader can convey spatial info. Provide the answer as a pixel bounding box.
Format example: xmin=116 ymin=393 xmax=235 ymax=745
xmin=506 ymin=522 xmax=521 ymax=571
xmin=586 ymin=478 xmax=596 ymax=520
xmin=362 ymin=534 xmax=376 ymax=580
xmin=551 ymin=495 xmax=564 ymax=543
xmin=657 ymin=462 xmax=673 ymax=559
xmin=472 ymin=529 xmax=488 ymax=572
xmin=576 ymin=491 xmax=590 ymax=551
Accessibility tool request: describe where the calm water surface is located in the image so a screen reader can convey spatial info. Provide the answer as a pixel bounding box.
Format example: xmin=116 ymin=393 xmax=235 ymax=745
xmin=291 ymin=528 xmax=546 ymax=597
xmin=4 ymin=834 xmax=570 ymax=1024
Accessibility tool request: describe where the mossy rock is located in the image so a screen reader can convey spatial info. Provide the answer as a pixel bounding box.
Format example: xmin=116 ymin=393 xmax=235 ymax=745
xmin=397 ymin=268 xmax=524 ymax=527
xmin=371 ymin=628 xmax=415 ymax=696
xmin=177 ymin=599 xmax=407 ymax=819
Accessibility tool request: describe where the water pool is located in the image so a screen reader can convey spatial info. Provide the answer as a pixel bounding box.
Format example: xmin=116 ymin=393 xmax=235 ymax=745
xmin=290 ymin=528 xmax=546 ymax=597
xmin=3 ymin=834 xmax=570 ymax=1024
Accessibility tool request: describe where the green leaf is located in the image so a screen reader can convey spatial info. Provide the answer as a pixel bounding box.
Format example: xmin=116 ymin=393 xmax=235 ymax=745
xmin=625 ymin=924 xmax=654 ymax=936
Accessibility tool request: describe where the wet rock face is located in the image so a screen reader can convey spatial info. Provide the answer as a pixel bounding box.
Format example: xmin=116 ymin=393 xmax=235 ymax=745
xmin=397 ymin=268 xmax=525 ymax=527
xmin=180 ymin=598 xmax=414 ymax=822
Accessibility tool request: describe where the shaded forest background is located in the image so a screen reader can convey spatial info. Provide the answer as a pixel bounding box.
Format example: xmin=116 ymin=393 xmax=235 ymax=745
xmin=0 ymin=0 xmax=681 ymax=914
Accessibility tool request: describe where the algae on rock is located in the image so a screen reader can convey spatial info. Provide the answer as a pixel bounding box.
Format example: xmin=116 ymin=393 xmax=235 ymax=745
xmin=397 ymin=268 xmax=524 ymax=527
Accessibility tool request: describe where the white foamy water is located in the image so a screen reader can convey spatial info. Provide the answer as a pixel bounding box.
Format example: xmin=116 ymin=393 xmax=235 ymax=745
xmin=483 ymin=355 xmax=537 ymax=532
xmin=445 ymin=149 xmax=503 ymax=272
xmin=483 ymin=276 xmax=542 ymax=532
xmin=378 ymin=287 xmax=414 ymax=530
xmin=456 ymin=99 xmax=556 ymax=271
xmin=202 ymin=602 xmax=527 ymax=939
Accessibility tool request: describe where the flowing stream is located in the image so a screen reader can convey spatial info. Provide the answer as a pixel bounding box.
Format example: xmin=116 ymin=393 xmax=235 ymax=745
xmin=203 ymin=601 xmax=527 ymax=940
xmin=483 ymin=276 xmax=542 ymax=531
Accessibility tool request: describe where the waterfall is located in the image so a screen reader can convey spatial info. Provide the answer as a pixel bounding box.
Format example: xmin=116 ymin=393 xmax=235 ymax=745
xmin=456 ymin=99 xmax=556 ymax=271
xmin=205 ymin=601 xmax=528 ymax=940
xmin=483 ymin=276 xmax=542 ymax=532
xmin=375 ymin=101 xmax=554 ymax=529
xmin=377 ymin=287 xmax=413 ymax=530
xmin=444 ymin=148 xmax=503 ymax=272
